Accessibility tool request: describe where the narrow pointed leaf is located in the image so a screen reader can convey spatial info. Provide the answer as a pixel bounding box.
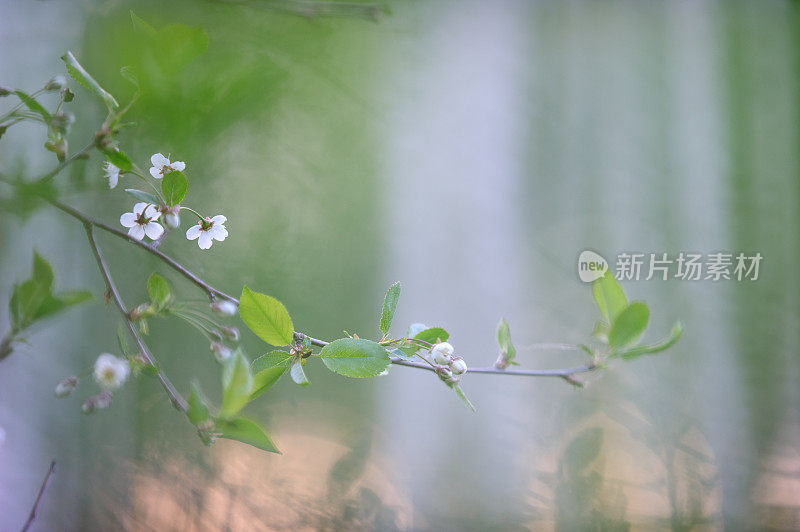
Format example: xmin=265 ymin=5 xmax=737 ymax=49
xmin=379 ymin=281 xmax=401 ymax=336
xmin=216 ymin=417 xmax=279 ymax=453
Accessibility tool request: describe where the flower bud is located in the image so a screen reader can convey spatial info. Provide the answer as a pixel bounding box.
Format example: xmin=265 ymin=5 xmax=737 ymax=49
xmin=82 ymin=391 xmax=113 ymax=414
xmin=211 ymin=300 xmax=237 ymax=317
xmin=221 ymin=326 xmax=240 ymax=342
xmin=435 ymin=365 xmax=453 ymax=380
xmin=0 ymin=87 xmax=11 ymax=97
xmin=450 ymin=356 xmax=467 ymax=375
xmin=210 ymin=342 xmax=232 ymax=363
xmin=61 ymin=87 xmax=75 ymax=102
xmin=407 ymin=322 xmax=427 ymax=337
xmin=54 ymin=376 xmax=78 ymax=398
xmin=431 ymin=342 xmax=454 ymax=365
xmin=45 ymin=75 xmax=68 ymax=92
xmin=161 ymin=205 xmax=181 ymax=229
xmin=129 ymin=303 xmax=153 ymax=321
xmin=49 ymin=111 xmax=75 ymax=134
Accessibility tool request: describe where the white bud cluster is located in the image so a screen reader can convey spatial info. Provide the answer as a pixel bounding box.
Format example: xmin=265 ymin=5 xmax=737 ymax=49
xmin=430 ymin=342 xmax=468 ymax=385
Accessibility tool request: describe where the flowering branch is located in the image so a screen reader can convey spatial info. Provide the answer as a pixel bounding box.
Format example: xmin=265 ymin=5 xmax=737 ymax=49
xmin=84 ymin=223 xmax=188 ymax=412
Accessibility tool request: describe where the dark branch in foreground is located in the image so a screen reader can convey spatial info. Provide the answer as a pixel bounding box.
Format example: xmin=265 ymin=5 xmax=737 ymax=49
xmin=84 ymin=224 xmax=188 ymax=412
xmin=50 ymin=197 xmax=600 ymax=384
xmin=20 ymin=460 xmax=56 ymax=532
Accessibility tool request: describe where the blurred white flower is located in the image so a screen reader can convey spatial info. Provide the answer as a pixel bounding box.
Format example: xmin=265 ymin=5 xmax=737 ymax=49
xmin=120 ymin=202 xmax=164 ymax=241
xmin=45 ymin=75 xmax=67 ymax=91
xmin=149 ymin=153 xmax=185 ymax=179
xmin=186 ymin=215 xmax=228 ymax=250
xmin=104 ymin=161 xmax=121 ymax=188
xmin=93 ymin=353 xmax=130 ymax=390
xmin=431 ymin=342 xmax=454 ymax=365
xmin=211 ymin=300 xmax=237 ymax=317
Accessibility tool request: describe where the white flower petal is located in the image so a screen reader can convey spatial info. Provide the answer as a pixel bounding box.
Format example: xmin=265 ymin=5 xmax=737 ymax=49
xmin=210 ymin=225 xmax=228 ymax=241
xmin=171 ymin=161 xmax=185 ymax=171
xmin=211 ymin=214 xmax=227 ymax=225
xmin=133 ymin=202 xmax=148 ymax=215
xmin=120 ymin=212 xmax=137 ymax=227
xmin=186 ymin=225 xmax=201 ymax=240
xmin=144 ymin=222 xmax=164 ymax=240
xmin=108 ymin=173 xmax=118 ymax=189
xmin=144 ymin=205 xmax=160 ymax=219
xmin=149 ymin=167 xmax=162 ymax=179
xmin=151 ymin=153 xmax=169 ymax=168
xmin=198 ymin=232 xmax=213 ymax=249
xmin=128 ymin=225 xmax=145 ymax=241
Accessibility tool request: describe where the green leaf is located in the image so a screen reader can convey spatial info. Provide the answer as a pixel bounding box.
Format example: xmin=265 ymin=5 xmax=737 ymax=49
xmin=220 ymin=349 xmax=253 ymax=419
xmin=13 ymin=90 xmax=51 ymax=121
xmin=32 ymin=252 xmax=54 ymax=292
xmin=31 ymin=290 xmax=92 ymax=321
xmin=496 ymin=318 xmax=516 ymax=366
xmin=153 ymin=24 xmax=210 ymax=74
xmin=608 ymin=302 xmax=650 ymax=350
xmin=187 ymin=380 xmax=210 ymax=426
xmin=590 ymin=320 xmax=610 ymax=342
xmin=239 ymin=286 xmax=294 ymax=346
xmin=250 ymin=350 xmax=292 ymax=399
xmin=130 ymin=10 xmax=156 ymax=37
xmin=562 ymin=428 xmax=604 ymax=476
xmin=161 ymin=170 xmax=187 ymax=206
xmin=147 ymin=273 xmax=172 ymax=309
xmin=618 ymin=321 xmax=684 ymax=359
xmin=454 ymin=385 xmax=475 ymax=412
xmin=319 ymin=338 xmax=390 ymax=378
xmin=413 ymin=327 xmax=449 ymax=344
xmin=125 ymin=189 xmax=160 ymax=205
xmin=592 ymin=271 xmax=628 ymax=323
xmin=60 ymin=51 xmax=119 ymax=109
xmin=8 ymin=253 xmax=56 ymax=331
xmin=216 ymin=417 xmax=279 ymax=454
xmin=289 ymin=360 xmax=310 ymax=386
xmin=102 ymin=148 xmax=133 ymax=172
xmin=379 ymin=281 xmax=401 ymax=336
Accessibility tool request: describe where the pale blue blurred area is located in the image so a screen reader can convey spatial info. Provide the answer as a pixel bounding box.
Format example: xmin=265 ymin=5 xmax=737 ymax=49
xmin=1 ymin=0 xmax=799 ymax=530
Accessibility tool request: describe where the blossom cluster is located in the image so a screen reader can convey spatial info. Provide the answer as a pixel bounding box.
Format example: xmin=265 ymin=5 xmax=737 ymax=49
xmin=54 ymin=353 xmax=131 ymax=414
xmin=430 ymin=342 xmax=468 ymax=385
xmin=105 ymin=153 xmax=229 ymax=250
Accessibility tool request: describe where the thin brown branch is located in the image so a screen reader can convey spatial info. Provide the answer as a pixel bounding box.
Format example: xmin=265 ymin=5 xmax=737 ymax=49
xmin=20 ymin=460 xmax=56 ymax=532
xmin=84 ymin=224 xmax=188 ymax=412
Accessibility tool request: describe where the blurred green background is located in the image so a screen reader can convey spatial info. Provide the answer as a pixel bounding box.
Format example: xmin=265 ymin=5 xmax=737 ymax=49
xmin=1 ymin=0 xmax=799 ymax=529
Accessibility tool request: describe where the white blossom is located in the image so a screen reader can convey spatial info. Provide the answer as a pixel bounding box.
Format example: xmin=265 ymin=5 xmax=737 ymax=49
xmin=93 ymin=353 xmax=130 ymax=390
xmin=104 ymin=161 xmax=122 ymax=189
xmin=120 ymin=202 xmax=164 ymax=241
xmin=186 ymin=215 xmax=228 ymax=250
xmin=211 ymin=300 xmax=238 ymax=317
xmin=450 ymin=356 xmax=467 ymax=375
xmin=149 ymin=152 xmax=186 ymax=179
xmin=431 ymin=342 xmax=454 ymax=365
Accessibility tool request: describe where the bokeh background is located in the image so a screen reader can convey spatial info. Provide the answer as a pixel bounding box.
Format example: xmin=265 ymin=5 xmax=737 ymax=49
xmin=1 ymin=0 xmax=799 ymax=529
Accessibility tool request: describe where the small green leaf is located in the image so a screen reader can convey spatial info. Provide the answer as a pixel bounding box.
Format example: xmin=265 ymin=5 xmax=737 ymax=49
xmin=319 ymin=338 xmax=390 ymax=378
xmin=608 ymin=302 xmax=650 ymax=349
xmin=618 ymin=321 xmax=684 ymax=359
xmin=147 ymin=273 xmax=172 ymax=309
xmin=250 ymin=350 xmax=292 ymax=399
xmin=13 ymin=90 xmax=51 ymax=121
xmin=239 ymin=286 xmax=294 ymax=346
xmin=60 ymin=51 xmax=119 ymax=109
xmin=454 ymin=385 xmax=475 ymax=412
xmin=216 ymin=417 xmax=279 ymax=454
xmin=125 ymin=189 xmax=160 ymax=205
xmin=289 ymin=360 xmax=310 ymax=386
xmin=161 ymin=170 xmax=187 ymax=206
xmin=379 ymin=281 xmax=401 ymax=336
xmin=31 ymin=290 xmax=92 ymax=321
xmin=413 ymin=327 xmax=449 ymax=344
xmin=187 ymin=380 xmax=210 ymax=426
xmin=496 ymin=318 xmax=516 ymax=366
xmin=590 ymin=320 xmax=610 ymax=342
xmin=32 ymin=252 xmax=54 ymax=291
xmin=220 ymin=349 xmax=253 ymax=419
xmin=102 ymin=148 xmax=133 ymax=172
xmin=592 ymin=271 xmax=628 ymax=323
